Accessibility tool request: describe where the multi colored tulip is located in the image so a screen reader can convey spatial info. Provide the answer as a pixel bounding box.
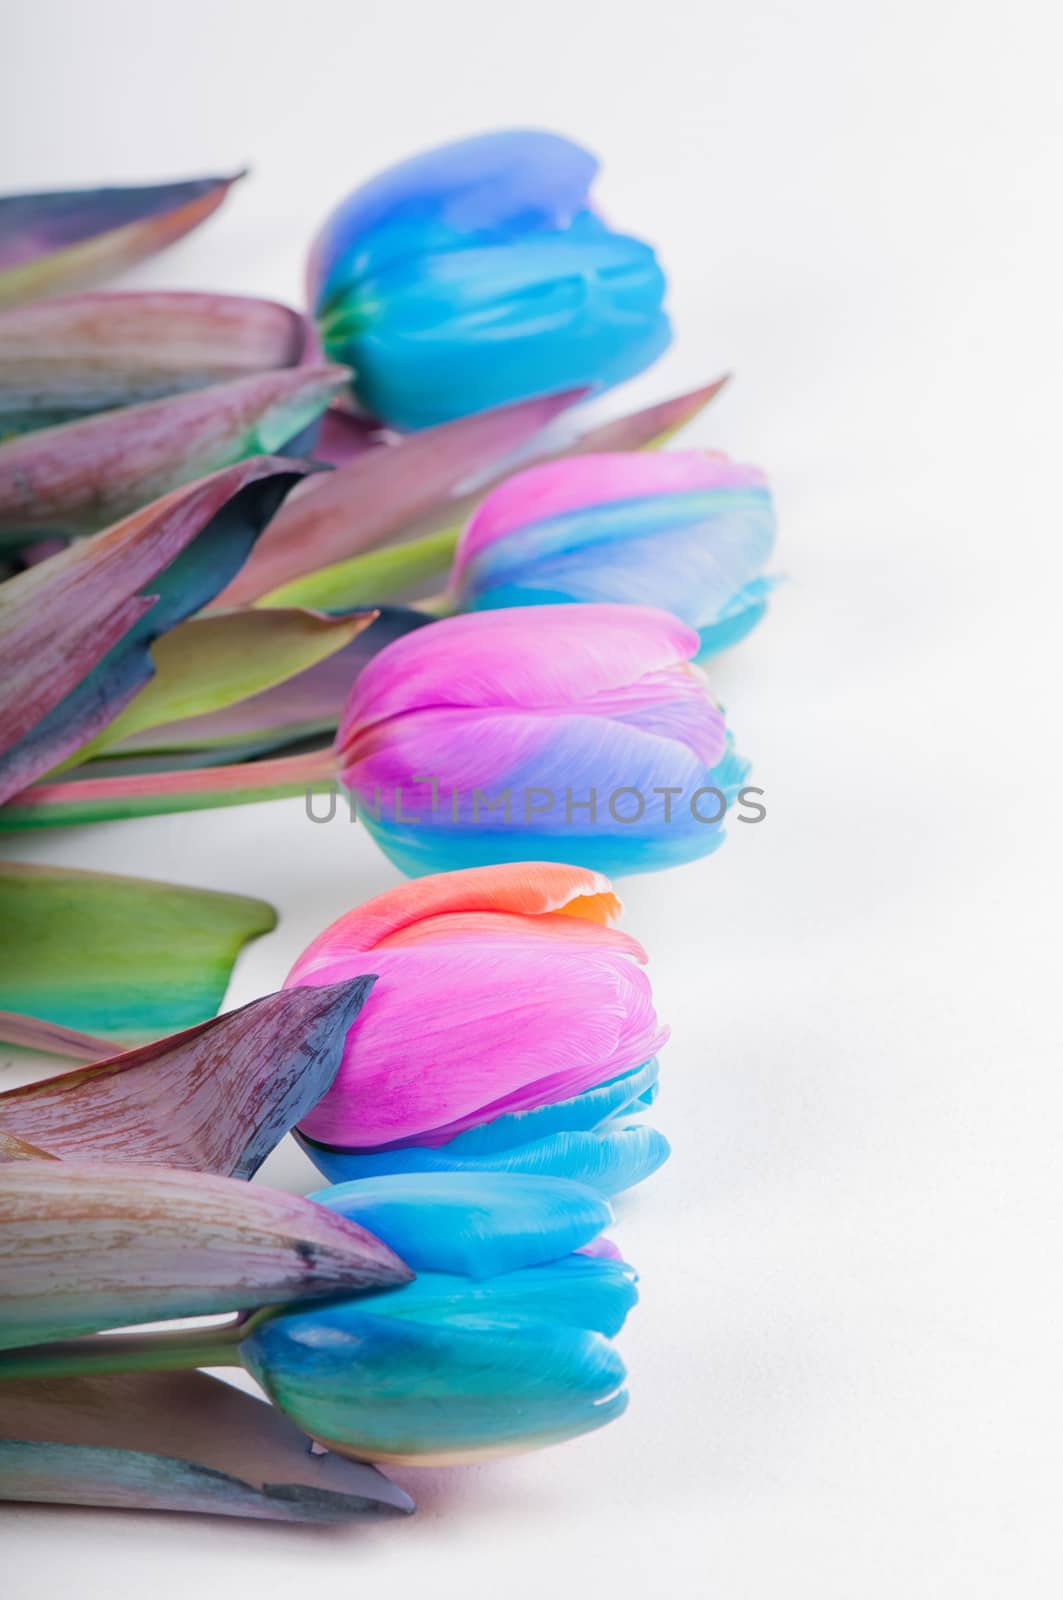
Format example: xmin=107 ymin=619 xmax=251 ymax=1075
xmin=334 ymin=602 xmax=748 ymax=877
xmin=308 ymin=129 xmax=670 ymax=429
xmin=288 ymin=862 xmax=669 ymax=1195
xmin=244 ymin=1171 xmax=635 ymax=1465
xmin=449 ymin=449 xmax=777 ymax=656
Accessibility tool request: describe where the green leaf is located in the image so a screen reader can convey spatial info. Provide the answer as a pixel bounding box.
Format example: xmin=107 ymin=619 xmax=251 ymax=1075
xmin=0 ymin=860 xmax=276 ymax=1041
xmin=69 ymin=606 xmax=376 ymax=763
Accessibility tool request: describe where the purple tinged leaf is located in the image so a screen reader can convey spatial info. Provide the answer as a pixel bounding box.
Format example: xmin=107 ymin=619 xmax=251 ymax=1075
xmin=312 ymin=405 xmax=390 ymax=467
xmin=0 ymin=979 xmax=377 ymax=1179
xmin=0 ymin=291 xmax=314 ymax=434
xmin=0 ymin=1158 xmax=411 ymax=1349
xmin=0 ymin=457 xmax=316 ymax=804
xmin=0 ymin=366 xmax=347 ymax=543
xmin=0 ymin=745 xmax=339 ymax=829
xmin=0 ymin=1013 xmax=112 ymax=1063
xmin=564 ymin=375 xmax=731 ymax=453
xmin=216 ymin=387 xmax=583 ymax=605
xmin=0 ymin=174 xmax=243 ymax=309
xmin=0 ymin=1371 xmax=414 ymax=1519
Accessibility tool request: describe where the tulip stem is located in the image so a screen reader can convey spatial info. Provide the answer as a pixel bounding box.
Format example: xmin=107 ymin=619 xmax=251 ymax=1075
xmin=0 ymin=1320 xmax=250 ymax=1382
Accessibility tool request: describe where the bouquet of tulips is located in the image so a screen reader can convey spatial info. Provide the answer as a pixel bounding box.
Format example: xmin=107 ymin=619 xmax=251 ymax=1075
xmin=0 ymin=131 xmax=777 ymax=1522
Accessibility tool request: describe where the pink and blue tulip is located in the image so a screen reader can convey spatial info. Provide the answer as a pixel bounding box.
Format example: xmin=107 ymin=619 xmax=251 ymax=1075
xmin=450 ymin=450 xmax=776 ymax=657
xmin=287 ymin=863 xmax=670 ymax=1197
xmin=334 ymin=603 xmax=749 ymax=877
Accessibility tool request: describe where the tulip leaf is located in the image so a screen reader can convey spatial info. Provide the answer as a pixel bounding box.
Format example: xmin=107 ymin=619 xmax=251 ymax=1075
xmin=0 ymin=1157 xmax=410 ymax=1349
xmin=0 ymin=978 xmax=376 ymax=1178
xmin=0 ymin=457 xmax=315 ymax=804
xmin=0 ymin=746 xmax=339 ymax=830
xmin=216 ymin=388 xmax=583 ymax=605
xmin=0 ymin=1130 xmax=57 ymax=1162
xmin=0 ymin=1372 xmax=414 ymax=1520
xmin=0 ymin=174 xmax=243 ymax=309
xmin=0 ymin=1011 xmax=113 ymax=1063
xmin=0 ymin=290 xmax=312 ymax=435
xmin=262 ymin=529 xmax=459 ymax=611
xmin=107 ymin=608 xmax=432 ymax=759
xmin=565 ymin=375 xmax=730 ymax=454
xmin=0 ymin=367 xmax=346 ymax=545
xmin=0 ymin=860 xmax=276 ymax=1043
xmin=253 ymin=378 xmax=731 ymax=611
xmin=73 ymin=606 xmax=378 ymax=761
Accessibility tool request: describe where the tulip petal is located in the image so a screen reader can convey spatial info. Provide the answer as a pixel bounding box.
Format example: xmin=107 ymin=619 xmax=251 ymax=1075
xmin=0 ymin=174 xmax=242 ymax=308
xmin=246 ymin=1305 xmax=627 ymax=1465
xmin=345 ymin=703 xmax=731 ymax=879
xmin=329 ymin=229 xmax=670 ymax=432
xmin=0 ymin=1371 xmax=414 ymax=1520
xmin=458 ymin=482 xmax=776 ymax=642
xmin=0 ymin=859 xmax=275 ymax=1043
xmin=356 ymin=1255 xmax=638 ymax=1337
xmin=289 ymin=861 xmax=623 ymax=975
xmin=407 ymin=1057 xmax=661 ymax=1153
xmin=215 ymin=388 xmax=582 ymax=605
xmin=0 ymin=1159 xmax=410 ymax=1350
xmin=0 ymin=291 xmax=312 ymax=434
xmin=310 ymin=1171 xmax=612 ymax=1278
xmin=309 ymin=131 xmax=598 ymax=308
xmin=0 ymin=367 xmax=346 ymax=544
xmin=338 ymin=603 xmax=702 ymax=744
xmin=293 ymin=938 xmax=664 ymax=1148
xmin=302 ymin=1123 xmax=670 ymax=1197
xmin=0 ymin=458 xmax=314 ymax=803
xmin=0 ymin=979 xmax=375 ymax=1178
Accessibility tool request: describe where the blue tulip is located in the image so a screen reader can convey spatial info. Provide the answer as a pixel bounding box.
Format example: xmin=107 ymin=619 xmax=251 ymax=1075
xmin=307 ymin=129 xmax=671 ymax=430
xmin=242 ymin=1172 xmax=636 ymax=1464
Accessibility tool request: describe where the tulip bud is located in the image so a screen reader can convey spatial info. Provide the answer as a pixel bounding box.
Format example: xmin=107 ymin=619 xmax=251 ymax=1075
xmin=334 ymin=603 xmax=748 ymax=877
xmin=242 ymin=1172 xmax=636 ymax=1465
xmin=308 ymin=129 xmax=670 ymax=430
xmin=450 ymin=450 xmax=777 ymax=657
xmin=288 ymin=862 xmax=669 ymax=1195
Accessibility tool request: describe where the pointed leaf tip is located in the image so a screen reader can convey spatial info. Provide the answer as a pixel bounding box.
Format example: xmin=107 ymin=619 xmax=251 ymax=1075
xmin=0 ymin=1371 xmax=414 ymax=1519
xmin=0 ymin=977 xmax=376 ymax=1178
xmin=0 ymin=173 xmax=244 ymax=309
xmin=0 ymin=1158 xmax=411 ymax=1350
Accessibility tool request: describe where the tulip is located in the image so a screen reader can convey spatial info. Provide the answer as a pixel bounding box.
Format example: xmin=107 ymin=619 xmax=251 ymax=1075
xmin=308 ymin=129 xmax=670 ymax=430
xmin=288 ymin=862 xmax=669 ymax=1196
xmin=449 ymin=449 xmax=777 ymax=657
xmin=335 ymin=603 xmax=748 ymax=877
xmin=1 ymin=1172 xmax=637 ymax=1469
xmin=242 ymin=1171 xmax=636 ymax=1465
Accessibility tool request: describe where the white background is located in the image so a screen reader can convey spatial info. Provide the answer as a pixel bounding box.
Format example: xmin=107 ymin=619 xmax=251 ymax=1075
xmin=2 ymin=1 xmax=1061 ymax=1594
